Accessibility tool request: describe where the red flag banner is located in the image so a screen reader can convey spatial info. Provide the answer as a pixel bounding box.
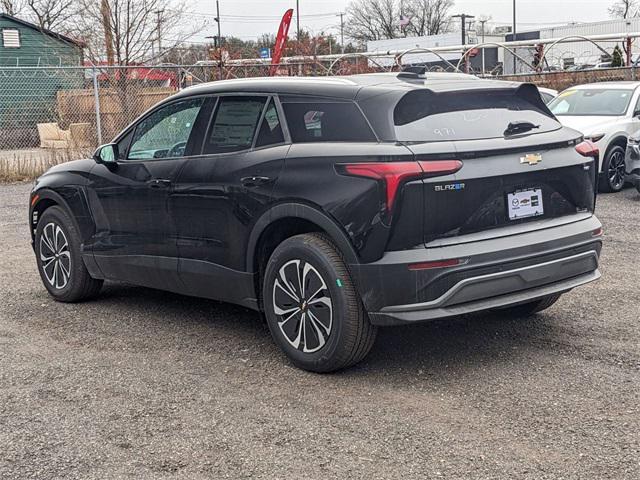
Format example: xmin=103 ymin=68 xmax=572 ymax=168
xmin=270 ymin=8 xmax=294 ymax=76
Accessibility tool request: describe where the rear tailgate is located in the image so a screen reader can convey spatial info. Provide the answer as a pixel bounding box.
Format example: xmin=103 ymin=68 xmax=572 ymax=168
xmin=393 ymin=83 xmax=597 ymax=246
xmin=409 ymin=135 xmax=597 ymax=246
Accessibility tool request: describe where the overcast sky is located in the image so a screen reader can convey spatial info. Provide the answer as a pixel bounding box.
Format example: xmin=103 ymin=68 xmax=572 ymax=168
xmin=189 ymin=0 xmax=613 ymax=42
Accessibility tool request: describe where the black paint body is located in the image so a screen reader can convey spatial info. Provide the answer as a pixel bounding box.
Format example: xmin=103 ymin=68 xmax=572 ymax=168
xmin=29 ymin=74 xmax=600 ymax=319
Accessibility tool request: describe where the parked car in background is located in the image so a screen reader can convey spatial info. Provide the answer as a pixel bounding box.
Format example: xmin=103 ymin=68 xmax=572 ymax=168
xmin=548 ymin=82 xmax=640 ymax=192
xmin=595 ymin=61 xmax=613 ymax=69
xmin=29 ymin=74 xmax=603 ymax=372
xmin=538 ymin=87 xmax=558 ymax=104
xmin=625 ymin=134 xmax=640 ymax=193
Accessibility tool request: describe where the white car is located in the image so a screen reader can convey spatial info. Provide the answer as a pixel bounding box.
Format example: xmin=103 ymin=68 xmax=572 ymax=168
xmin=538 ymin=87 xmax=558 ymax=104
xmin=548 ymin=82 xmax=640 ymax=192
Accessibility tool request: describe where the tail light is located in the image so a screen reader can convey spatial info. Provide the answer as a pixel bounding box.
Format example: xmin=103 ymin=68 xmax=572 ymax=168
xmin=575 ymin=140 xmax=599 ymax=158
xmin=337 ymin=160 xmax=463 ymax=211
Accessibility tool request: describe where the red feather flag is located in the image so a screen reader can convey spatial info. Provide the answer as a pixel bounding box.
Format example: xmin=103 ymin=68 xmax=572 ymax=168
xmin=270 ymin=8 xmax=294 ymax=76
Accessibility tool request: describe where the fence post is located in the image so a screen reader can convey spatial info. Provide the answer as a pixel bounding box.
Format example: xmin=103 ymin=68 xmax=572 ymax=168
xmin=92 ymin=66 xmax=103 ymax=145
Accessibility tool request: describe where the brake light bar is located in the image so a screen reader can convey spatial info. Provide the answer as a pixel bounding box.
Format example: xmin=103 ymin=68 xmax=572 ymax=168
xmin=575 ymin=140 xmax=599 ymax=158
xmin=338 ymin=160 xmax=463 ymax=211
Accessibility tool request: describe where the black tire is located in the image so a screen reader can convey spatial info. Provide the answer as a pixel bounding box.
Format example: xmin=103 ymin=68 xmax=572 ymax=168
xmin=263 ymin=233 xmax=377 ymax=373
xmin=599 ymin=145 xmax=626 ymax=193
xmin=493 ymin=293 xmax=562 ymax=317
xmin=34 ymin=206 xmax=103 ymax=302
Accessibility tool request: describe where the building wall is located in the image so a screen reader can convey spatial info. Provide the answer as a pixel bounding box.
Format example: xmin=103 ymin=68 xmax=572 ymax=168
xmin=0 ymin=16 xmax=85 ymax=143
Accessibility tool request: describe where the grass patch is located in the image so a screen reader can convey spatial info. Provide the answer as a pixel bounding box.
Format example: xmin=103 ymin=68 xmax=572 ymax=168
xmin=0 ymin=149 xmax=91 ymax=182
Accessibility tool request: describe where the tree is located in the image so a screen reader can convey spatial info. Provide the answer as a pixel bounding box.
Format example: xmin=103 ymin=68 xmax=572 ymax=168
xmin=345 ymin=0 xmax=400 ymax=43
xmin=345 ymin=0 xmax=453 ymax=43
xmin=611 ymin=44 xmax=624 ymax=67
xmin=25 ymin=0 xmax=77 ymax=31
xmin=71 ymin=0 xmax=204 ymax=66
xmin=0 ymin=0 xmax=23 ymax=15
xmin=609 ymin=0 xmax=640 ymax=18
xmin=404 ymin=0 xmax=454 ymax=37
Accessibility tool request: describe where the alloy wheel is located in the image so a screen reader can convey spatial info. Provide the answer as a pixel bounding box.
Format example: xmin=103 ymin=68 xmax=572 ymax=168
xmin=272 ymin=259 xmax=333 ymax=353
xmin=40 ymin=222 xmax=71 ymax=290
xmin=608 ymin=150 xmax=626 ymax=191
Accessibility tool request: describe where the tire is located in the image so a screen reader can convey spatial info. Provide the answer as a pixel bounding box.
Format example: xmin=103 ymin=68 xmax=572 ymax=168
xmin=34 ymin=206 xmax=103 ymax=302
xmin=493 ymin=293 xmax=562 ymax=317
xmin=599 ymin=145 xmax=626 ymax=193
xmin=263 ymin=233 xmax=377 ymax=373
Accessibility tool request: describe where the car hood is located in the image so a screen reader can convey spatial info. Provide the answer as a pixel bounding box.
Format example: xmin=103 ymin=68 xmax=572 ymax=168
xmin=555 ymin=115 xmax=624 ymax=135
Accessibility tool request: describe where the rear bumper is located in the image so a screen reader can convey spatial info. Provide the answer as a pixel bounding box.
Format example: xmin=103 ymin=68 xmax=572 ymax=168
xmin=350 ymin=214 xmax=602 ymax=326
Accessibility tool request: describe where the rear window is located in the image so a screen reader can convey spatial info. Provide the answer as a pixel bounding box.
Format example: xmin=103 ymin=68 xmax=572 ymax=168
xmin=282 ymin=101 xmax=376 ymax=143
xmin=394 ymin=88 xmax=560 ymax=142
xmin=548 ymin=88 xmax=633 ymax=116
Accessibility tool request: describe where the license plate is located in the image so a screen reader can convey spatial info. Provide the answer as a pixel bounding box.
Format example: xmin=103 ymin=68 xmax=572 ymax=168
xmin=507 ymin=188 xmax=543 ymax=220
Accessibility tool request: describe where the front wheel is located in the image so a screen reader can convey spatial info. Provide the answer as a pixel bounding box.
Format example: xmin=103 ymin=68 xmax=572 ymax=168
xmin=34 ymin=206 xmax=103 ymax=302
xmin=263 ymin=233 xmax=377 ymax=373
xmin=599 ymin=145 xmax=626 ymax=193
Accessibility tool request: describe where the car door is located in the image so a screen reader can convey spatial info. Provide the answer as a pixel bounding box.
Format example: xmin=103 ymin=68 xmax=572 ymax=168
xmin=171 ymin=95 xmax=288 ymax=306
xmin=87 ymin=96 xmax=211 ymax=291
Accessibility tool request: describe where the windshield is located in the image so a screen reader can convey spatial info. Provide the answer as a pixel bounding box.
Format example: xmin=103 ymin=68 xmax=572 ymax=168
xmin=548 ymin=88 xmax=633 ymax=116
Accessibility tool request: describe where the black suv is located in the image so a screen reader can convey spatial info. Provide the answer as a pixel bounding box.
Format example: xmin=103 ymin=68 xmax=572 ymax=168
xmin=30 ymin=73 xmax=603 ymax=372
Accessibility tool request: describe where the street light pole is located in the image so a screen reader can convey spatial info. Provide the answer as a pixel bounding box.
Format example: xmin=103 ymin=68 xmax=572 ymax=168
xmin=513 ymin=0 xmax=517 ymax=73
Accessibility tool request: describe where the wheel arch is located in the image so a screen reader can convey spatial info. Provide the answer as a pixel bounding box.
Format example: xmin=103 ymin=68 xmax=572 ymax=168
xmin=247 ymin=203 xmax=360 ymax=309
xmin=604 ymin=135 xmax=628 ymax=158
xmin=30 ymin=188 xmax=93 ymax=247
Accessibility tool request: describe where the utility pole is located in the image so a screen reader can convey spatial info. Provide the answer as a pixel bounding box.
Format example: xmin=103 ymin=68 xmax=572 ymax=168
xmin=339 ymin=12 xmax=345 ymax=54
xmin=451 ymin=13 xmax=474 ymax=46
xmin=512 ymin=0 xmax=517 ymax=73
xmin=215 ymin=0 xmax=222 ymax=80
xmin=296 ymin=0 xmax=300 ymax=40
xmin=155 ymin=9 xmax=163 ymax=57
xmin=480 ymin=19 xmax=487 ymax=75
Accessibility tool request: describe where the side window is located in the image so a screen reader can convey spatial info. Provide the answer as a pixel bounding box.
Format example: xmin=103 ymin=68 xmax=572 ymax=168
xmin=281 ymin=101 xmax=376 ymax=143
xmin=204 ymin=96 xmax=266 ymax=154
xmin=115 ymin=130 xmax=133 ymax=160
xmin=255 ymin=98 xmax=285 ymax=148
xmin=128 ymin=98 xmax=204 ymax=160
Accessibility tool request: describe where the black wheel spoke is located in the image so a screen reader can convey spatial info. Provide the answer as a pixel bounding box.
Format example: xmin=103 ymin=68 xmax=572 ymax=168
xmin=39 ymin=222 xmax=71 ymax=290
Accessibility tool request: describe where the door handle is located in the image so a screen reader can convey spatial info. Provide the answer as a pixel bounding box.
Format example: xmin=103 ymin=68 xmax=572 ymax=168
xmin=241 ymin=176 xmax=273 ymax=188
xmin=148 ymin=179 xmax=172 ymax=189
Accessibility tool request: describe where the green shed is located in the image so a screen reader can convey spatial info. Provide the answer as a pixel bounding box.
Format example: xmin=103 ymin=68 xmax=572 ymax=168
xmin=0 ymin=13 xmax=85 ymax=147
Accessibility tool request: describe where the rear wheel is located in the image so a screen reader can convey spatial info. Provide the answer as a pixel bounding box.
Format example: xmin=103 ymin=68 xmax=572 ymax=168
xmin=263 ymin=233 xmax=377 ymax=373
xmin=493 ymin=293 xmax=562 ymax=317
xmin=599 ymin=145 xmax=626 ymax=193
xmin=35 ymin=206 xmax=103 ymax=302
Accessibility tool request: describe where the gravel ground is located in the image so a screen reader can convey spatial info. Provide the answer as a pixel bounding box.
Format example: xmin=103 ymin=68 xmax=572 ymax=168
xmin=0 ymin=182 xmax=638 ymax=479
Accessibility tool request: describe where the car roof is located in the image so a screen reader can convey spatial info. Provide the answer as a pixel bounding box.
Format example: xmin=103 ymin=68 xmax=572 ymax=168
xmin=172 ymin=72 xmax=522 ymax=102
xmin=564 ymin=81 xmax=640 ymax=90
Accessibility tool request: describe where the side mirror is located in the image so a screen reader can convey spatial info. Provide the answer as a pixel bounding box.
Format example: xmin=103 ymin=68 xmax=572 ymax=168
xmin=93 ymin=143 xmax=119 ymax=165
xmin=634 ymin=110 xmax=640 ymax=118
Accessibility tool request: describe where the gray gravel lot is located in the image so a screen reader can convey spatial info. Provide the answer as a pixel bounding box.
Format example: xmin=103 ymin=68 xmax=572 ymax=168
xmin=0 ymin=181 xmax=639 ymax=479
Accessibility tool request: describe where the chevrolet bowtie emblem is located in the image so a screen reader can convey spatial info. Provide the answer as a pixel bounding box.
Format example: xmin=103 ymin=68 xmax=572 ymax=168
xmin=520 ymin=153 xmax=542 ymax=165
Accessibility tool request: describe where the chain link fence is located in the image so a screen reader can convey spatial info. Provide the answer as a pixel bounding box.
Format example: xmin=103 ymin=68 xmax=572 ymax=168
xmin=0 ymin=50 xmax=636 ymax=181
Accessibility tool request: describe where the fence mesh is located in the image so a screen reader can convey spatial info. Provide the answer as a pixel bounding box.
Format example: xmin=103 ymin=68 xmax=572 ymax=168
xmin=0 ymin=55 xmax=636 ymax=181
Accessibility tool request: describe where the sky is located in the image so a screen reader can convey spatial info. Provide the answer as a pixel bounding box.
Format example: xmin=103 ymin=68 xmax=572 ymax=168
xmin=187 ymin=0 xmax=613 ymax=43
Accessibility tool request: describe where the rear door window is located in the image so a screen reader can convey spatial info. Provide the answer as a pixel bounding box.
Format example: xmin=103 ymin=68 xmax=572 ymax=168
xmin=203 ymin=96 xmax=267 ymax=154
xmin=255 ymin=98 xmax=285 ymax=148
xmin=281 ymin=100 xmax=376 ymax=142
xmin=394 ymin=87 xmax=560 ymax=142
